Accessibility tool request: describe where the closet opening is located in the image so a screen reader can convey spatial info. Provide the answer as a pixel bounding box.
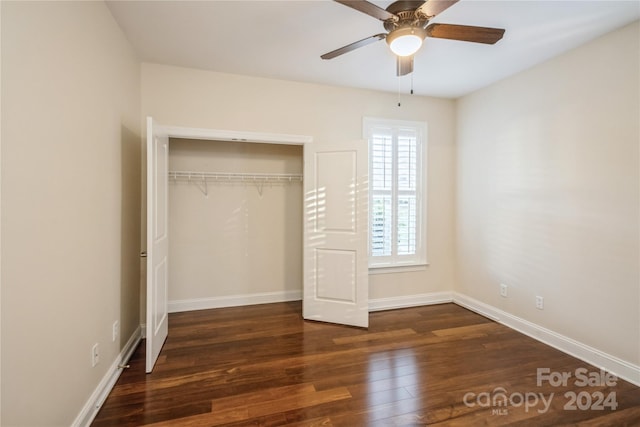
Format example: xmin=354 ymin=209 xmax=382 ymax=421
xmin=167 ymin=138 xmax=304 ymax=313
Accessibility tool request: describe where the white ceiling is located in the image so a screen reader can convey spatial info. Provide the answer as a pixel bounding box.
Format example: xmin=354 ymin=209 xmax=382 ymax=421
xmin=106 ymin=1 xmax=639 ymax=98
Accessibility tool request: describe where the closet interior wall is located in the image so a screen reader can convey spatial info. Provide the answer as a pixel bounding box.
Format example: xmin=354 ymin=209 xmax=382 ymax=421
xmin=168 ymin=138 xmax=303 ymax=307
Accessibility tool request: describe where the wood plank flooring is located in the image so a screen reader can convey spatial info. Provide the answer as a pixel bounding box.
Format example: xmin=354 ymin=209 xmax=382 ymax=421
xmin=92 ymin=302 xmax=640 ymax=426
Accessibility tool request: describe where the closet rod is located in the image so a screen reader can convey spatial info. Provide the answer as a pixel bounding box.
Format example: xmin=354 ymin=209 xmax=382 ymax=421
xmin=168 ymin=170 xmax=302 ymax=196
xmin=168 ymin=170 xmax=303 ymax=183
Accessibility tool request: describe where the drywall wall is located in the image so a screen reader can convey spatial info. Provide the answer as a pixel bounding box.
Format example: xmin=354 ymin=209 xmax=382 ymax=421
xmin=168 ymin=138 xmax=303 ymax=303
xmin=456 ymin=21 xmax=639 ymax=365
xmin=141 ymin=63 xmax=457 ymax=303
xmin=1 ymin=2 xmax=141 ymax=425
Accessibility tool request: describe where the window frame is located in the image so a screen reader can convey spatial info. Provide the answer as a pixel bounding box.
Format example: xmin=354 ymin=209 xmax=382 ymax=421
xmin=363 ymin=117 xmax=428 ymax=270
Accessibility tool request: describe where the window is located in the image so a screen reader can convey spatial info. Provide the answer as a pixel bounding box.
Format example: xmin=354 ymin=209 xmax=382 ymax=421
xmin=364 ymin=117 xmax=427 ymax=269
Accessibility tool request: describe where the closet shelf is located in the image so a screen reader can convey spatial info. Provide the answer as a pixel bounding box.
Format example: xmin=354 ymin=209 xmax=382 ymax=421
xmin=169 ymin=170 xmax=302 ymax=182
xmin=168 ymin=170 xmax=302 ymax=196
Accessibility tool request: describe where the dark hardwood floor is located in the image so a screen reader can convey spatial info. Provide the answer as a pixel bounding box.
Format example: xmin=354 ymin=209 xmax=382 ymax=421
xmin=93 ymin=302 xmax=640 ymax=426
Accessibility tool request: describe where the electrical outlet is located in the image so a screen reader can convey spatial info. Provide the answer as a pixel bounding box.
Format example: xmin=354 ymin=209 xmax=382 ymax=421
xmin=112 ymin=321 xmax=119 ymax=342
xmin=500 ymin=284 xmax=508 ymax=298
xmin=91 ymin=343 xmax=100 ymax=367
xmin=536 ymin=296 xmax=544 ymax=310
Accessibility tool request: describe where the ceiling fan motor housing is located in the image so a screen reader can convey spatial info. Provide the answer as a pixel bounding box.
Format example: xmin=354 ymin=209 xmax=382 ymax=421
xmin=383 ymin=1 xmax=430 ymax=32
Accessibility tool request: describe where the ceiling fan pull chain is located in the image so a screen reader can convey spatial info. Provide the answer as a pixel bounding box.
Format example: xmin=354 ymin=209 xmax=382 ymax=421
xmin=411 ymin=71 xmax=414 ymax=95
xmin=397 ymin=75 xmax=401 ymax=107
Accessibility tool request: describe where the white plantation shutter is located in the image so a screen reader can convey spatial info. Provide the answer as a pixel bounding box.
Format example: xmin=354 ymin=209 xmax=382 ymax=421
xmin=397 ymin=131 xmax=418 ymax=256
xmin=365 ymin=118 xmax=427 ymax=268
xmin=371 ymin=132 xmax=393 ymax=257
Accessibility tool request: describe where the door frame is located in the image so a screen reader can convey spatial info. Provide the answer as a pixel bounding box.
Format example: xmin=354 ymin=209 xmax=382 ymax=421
xmin=160 ymin=125 xmax=313 ymax=146
xmin=144 ymin=122 xmax=313 ymax=332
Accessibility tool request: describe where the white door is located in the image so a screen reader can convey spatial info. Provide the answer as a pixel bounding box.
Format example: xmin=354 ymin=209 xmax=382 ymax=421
xmin=146 ymin=117 xmax=169 ymax=372
xmin=303 ymin=140 xmax=369 ymax=328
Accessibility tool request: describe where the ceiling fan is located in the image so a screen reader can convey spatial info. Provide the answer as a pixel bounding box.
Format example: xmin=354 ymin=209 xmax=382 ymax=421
xmin=321 ymin=0 xmax=506 ymax=76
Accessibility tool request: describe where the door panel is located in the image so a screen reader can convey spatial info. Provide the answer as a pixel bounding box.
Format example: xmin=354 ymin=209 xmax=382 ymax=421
xmin=146 ymin=117 xmax=169 ymax=373
xmin=316 ymin=151 xmax=356 ymax=232
xmin=316 ymin=249 xmax=356 ymax=302
xmin=303 ymin=141 xmax=368 ymax=328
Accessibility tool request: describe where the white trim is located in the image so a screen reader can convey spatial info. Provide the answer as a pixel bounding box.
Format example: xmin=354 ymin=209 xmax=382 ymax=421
xmin=368 ymin=264 xmax=429 ymax=275
xmin=168 ymin=290 xmax=303 ymax=313
xmin=452 ymin=292 xmax=640 ymax=387
xmin=72 ymin=326 xmax=142 ymax=427
xmin=169 ymin=290 xmax=455 ymax=314
xmin=161 ymin=125 xmax=312 ymax=146
xmin=369 ymin=292 xmax=453 ymax=312
xmin=452 ymin=293 xmax=501 ymax=322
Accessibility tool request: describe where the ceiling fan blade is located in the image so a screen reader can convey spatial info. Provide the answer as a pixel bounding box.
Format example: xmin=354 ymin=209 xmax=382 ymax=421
xmin=426 ymin=23 xmax=505 ymax=44
xmin=416 ymin=0 xmax=459 ymax=18
xmin=397 ymin=55 xmax=414 ymax=76
xmin=334 ymin=0 xmax=397 ymax=21
xmin=321 ymin=33 xmax=386 ymax=60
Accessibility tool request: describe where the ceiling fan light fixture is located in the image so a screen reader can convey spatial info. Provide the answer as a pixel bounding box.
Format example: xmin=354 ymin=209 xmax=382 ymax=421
xmin=386 ymin=27 xmax=427 ymax=56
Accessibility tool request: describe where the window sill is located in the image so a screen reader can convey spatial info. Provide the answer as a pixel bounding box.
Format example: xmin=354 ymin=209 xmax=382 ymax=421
xmin=368 ymin=263 xmax=429 ymax=275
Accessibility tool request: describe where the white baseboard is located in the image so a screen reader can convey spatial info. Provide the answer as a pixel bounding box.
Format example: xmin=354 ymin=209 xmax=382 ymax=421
xmin=169 ymin=290 xmax=455 ymax=314
xmin=369 ymin=291 xmax=453 ymax=311
xmin=72 ymin=326 xmax=142 ymax=427
xmin=168 ymin=290 xmax=303 ymax=313
xmin=452 ymin=292 xmax=640 ymax=387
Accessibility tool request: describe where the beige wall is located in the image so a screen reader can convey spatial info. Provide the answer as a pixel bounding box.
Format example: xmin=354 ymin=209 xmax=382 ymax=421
xmin=168 ymin=139 xmax=303 ymax=301
xmin=1 ymin=1 xmax=141 ymax=425
xmin=141 ymin=63 xmax=458 ymax=302
xmin=456 ymin=21 xmax=639 ymax=364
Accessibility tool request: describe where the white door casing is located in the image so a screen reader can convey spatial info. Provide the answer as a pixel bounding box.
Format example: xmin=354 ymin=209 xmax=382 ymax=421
xmin=146 ymin=117 xmax=169 ymax=373
xmin=303 ymin=140 xmax=369 ymax=328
